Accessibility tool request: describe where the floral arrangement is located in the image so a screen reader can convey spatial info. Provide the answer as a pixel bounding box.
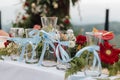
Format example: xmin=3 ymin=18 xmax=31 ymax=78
xmin=13 ymin=0 xmax=78 ymax=30
xmin=1 ymin=27 xmax=120 ymax=79
xmin=0 ymin=40 xmax=19 ymax=58
xmin=0 ymin=25 xmax=41 ymax=57
xmin=65 ymin=28 xmax=120 ymax=78
xmin=0 ymin=30 xmax=19 ymax=57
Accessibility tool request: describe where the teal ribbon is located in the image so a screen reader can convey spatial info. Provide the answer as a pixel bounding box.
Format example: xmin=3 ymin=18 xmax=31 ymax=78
xmin=7 ymin=29 xmax=102 ymax=71
xmin=38 ymin=30 xmax=71 ymax=65
xmin=55 ymin=41 xmax=70 ymax=63
xmin=8 ymin=30 xmax=41 ymax=62
xmin=38 ymin=31 xmax=56 ymax=65
xmin=75 ymin=45 xmax=102 ymax=72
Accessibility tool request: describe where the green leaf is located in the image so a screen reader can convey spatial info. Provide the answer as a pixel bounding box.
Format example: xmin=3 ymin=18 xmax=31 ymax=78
xmin=65 ymin=57 xmax=85 ymax=79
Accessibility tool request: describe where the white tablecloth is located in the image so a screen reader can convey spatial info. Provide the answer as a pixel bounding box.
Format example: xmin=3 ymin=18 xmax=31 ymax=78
xmin=0 ymin=60 xmax=120 ymax=80
xmin=0 ymin=60 xmax=65 ymax=80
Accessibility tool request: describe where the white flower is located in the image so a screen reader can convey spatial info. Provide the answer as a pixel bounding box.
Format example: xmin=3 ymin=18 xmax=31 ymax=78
xmin=24 ymin=6 xmax=29 ymax=10
xmin=52 ymin=2 xmax=58 ymax=9
xmin=43 ymin=4 xmax=47 ymax=8
xmin=67 ymin=29 xmax=73 ymax=34
xmin=53 ymin=31 xmax=60 ymax=40
xmin=66 ymin=29 xmax=76 ymax=41
xmin=31 ymin=3 xmax=36 ymax=8
xmin=20 ymin=20 xmax=24 ymax=23
xmin=37 ymin=0 xmax=41 ymax=4
xmin=24 ymin=14 xmax=29 ymax=18
xmin=69 ymin=41 xmax=75 ymax=48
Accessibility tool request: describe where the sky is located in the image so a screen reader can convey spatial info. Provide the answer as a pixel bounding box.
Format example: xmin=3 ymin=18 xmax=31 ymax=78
xmin=70 ymin=0 xmax=120 ymax=25
xmin=0 ymin=0 xmax=22 ymax=25
xmin=0 ymin=0 xmax=120 ymax=27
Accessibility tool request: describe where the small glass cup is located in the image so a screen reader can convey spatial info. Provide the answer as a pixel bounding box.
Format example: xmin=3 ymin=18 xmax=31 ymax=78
xmin=25 ymin=28 xmax=33 ymax=38
xmin=9 ymin=28 xmax=24 ymax=37
xmin=56 ymin=46 xmax=71 ymax=70
xmin=25 ymin=42 xmax=38 ymax=64
xmin=86 ymin=32 xmax=102 ymax=45
xmin=84 ymin=32 xmax=102 ymax=77
xmin=84 ymin=53 xmax=102 ymax=77
xmin=41 ymin=17 xmax=58 ymax=32
xmin=41 ymin=42 xmax=57 ymax=67
xmin=10 ymin=43 xmax=21 ymax=61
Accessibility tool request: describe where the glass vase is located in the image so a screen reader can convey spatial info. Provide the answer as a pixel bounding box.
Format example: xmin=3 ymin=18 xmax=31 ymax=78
xmin=41 ymin=43 xmax=57 ymax=67
xmin=84 ymin=32 xmax=102 ymax=77
xmin=56 ymin=46 xmax=70 ymax=70
xmin=25 ymin=42 xmax=38 ymax=64
xmin=40 ymin=17 xmax=58 ymax=67
xmin=41 ymin=17 xmax=58 ymax=32
xmin=86 ymin=32 xmax=102 ymax=46
xmin=25 ymin=28 xmax=33 ymax=38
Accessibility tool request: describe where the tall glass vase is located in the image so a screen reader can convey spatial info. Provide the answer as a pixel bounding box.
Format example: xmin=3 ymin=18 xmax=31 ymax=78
xmin=84 ymin=32 xmax=102 ymax=77
xmin=40 ymin=17 xmax=58 ymax=67
xmin=41 ymin=17 xmax=58 ymax=32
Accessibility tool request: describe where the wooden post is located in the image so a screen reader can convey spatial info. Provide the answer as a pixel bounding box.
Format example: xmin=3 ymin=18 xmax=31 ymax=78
xmin=104 ymin=9 xmax=109 ymax=31
xmin=0 ymin=11 xmax=1 ymax=29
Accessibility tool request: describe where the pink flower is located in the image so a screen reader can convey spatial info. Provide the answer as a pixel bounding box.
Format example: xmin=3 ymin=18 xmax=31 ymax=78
xmin=33 ymin=25 xmax=41 ymax=30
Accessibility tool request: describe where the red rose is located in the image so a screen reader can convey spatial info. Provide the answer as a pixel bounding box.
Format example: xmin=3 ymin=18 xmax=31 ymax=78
xmin=9 ymin=33 xmax=13 ymax=37
xmin=24 ymin=2 xmax=29 ymax=7
xmin=99 ymin=41 xmax=120 ymax=64
xmin=4 ymin=40 xmax=10 ymax=47
xmin=76 ymin=35 xmax=87 ymax=46
xmin=22 ymin=16 xmax=26 ymax=20
xmin=64 ymin=19 xmax=70 ymax=24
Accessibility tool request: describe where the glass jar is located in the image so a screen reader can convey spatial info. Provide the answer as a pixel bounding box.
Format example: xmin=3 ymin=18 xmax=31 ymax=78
xmin=84 ymin=32 xmax=102 ymax=77
xmin=25 ymin=28 xmax=33 ymax=38
xmin=40 ymin=42 xmax=57 ymax=67
xmin=86 ymin=32 xmax=102 ymax=46
xmin=56 ymin=46 xmax=70 ymax=70
xmin=25 ymin=42 xmax=38 ymax=64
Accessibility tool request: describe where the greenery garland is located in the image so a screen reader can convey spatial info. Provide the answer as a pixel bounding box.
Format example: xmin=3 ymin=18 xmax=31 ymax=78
xmin=0 ymin=42 xmax=19 ymax=58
